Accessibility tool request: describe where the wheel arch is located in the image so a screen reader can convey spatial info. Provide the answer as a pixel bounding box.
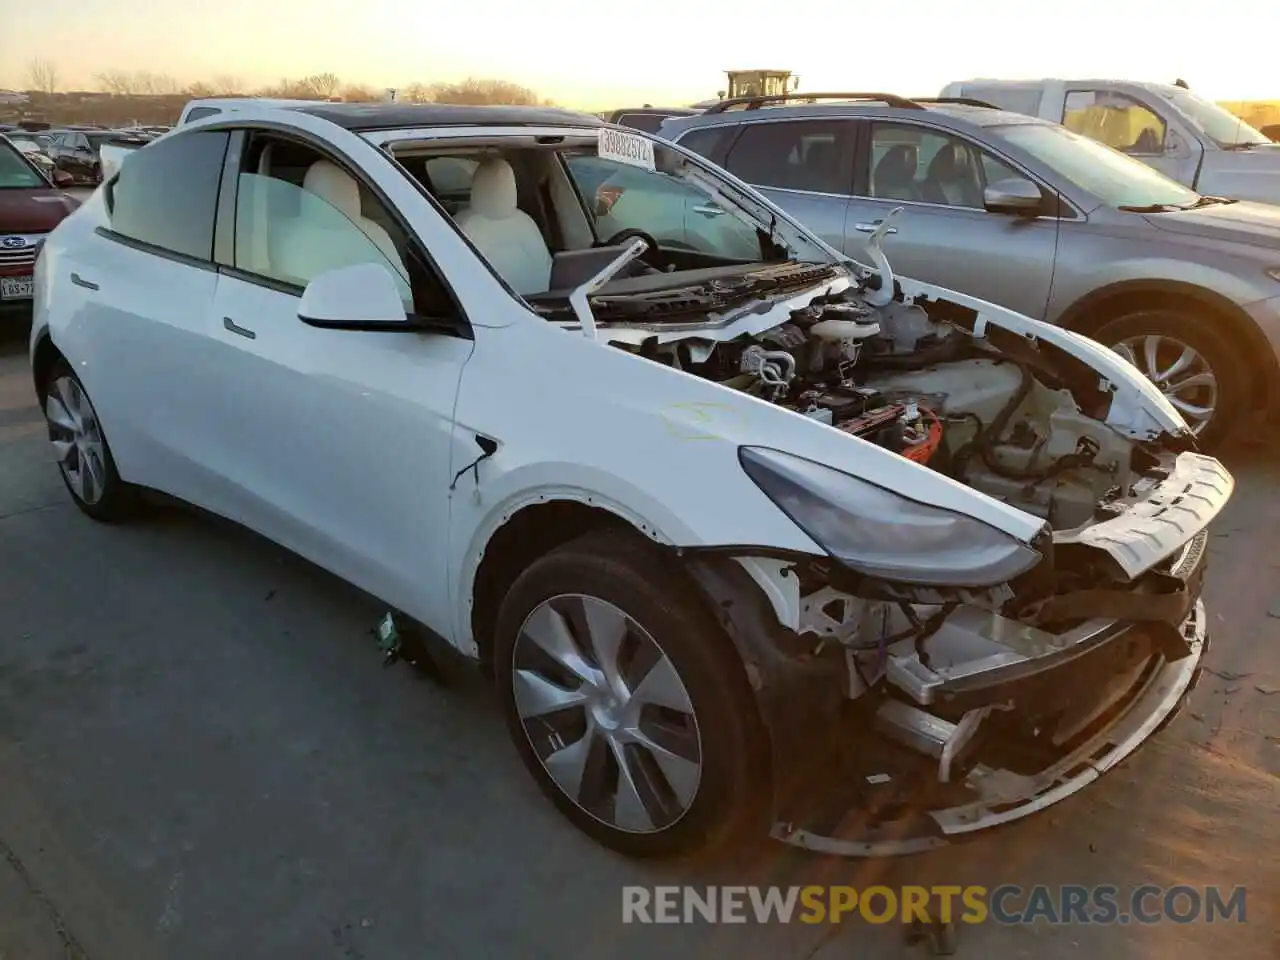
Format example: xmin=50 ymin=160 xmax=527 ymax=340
xmin=1056 ymin=279 xmax=1280 ymax=409
xmin=30 ymin=331 xmax=66 ymax=404
xmin=468 ymin=499 xmax=640 ymax=669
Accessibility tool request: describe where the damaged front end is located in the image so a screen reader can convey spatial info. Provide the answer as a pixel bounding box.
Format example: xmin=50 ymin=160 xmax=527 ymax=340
xmin=683 ymin=446 xmax=1228 ymax=856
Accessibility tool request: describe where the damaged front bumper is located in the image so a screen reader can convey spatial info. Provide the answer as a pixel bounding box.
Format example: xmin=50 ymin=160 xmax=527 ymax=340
xmin=774 ymin=599 xmax=1207 ymax=856
xmin=686 ymin=517 xmax=1214 ymax=858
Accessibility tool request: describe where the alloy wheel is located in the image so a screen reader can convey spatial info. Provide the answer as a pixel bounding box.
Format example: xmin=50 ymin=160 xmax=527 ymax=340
xmin=512 ymin=594 xmax=703 ymax=834
xmin=45 ymin=375 xmax=108 ymax=505
xmin=1112 ymin=335 xmax=1218 ymax=434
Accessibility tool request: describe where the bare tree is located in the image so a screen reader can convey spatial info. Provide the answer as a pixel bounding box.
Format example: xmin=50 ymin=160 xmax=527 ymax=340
xmin=96 ymin=69 xmax=136 ymax=95
xmin=210 ymin=74 xmax=243 ymax=96
xmin=95 ymin=69 xmax=181 ymax=97
xmin=401 ymin=82 xmax=433 ymax=103
xmin=428 ymin=77 xmax=547 ymax=106
xmin=339 ymin=83 xmax=378 ymax=102
xmin=27 ymin=57 xmax=60 ymax=94
xmin=301 ymin=72 xmax=341 ymax=99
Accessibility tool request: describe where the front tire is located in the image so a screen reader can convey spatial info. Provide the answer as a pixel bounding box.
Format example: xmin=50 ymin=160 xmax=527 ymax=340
xmin=1093 ymin=309 xmax=1246 ymax=451
xmin=43 ymin=359 xmax=139 ymax=522
xmin=494 ymin=529 xmax=768 ymax=859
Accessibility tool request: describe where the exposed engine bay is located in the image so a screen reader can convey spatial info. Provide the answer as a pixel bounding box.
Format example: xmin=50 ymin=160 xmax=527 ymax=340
xmin=603 ymin=275 xmax=1162 ymax=533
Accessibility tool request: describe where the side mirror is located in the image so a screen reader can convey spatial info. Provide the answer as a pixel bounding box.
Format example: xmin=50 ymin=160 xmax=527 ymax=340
xmin=297 ymin=262 xmax=409 ymax=329
xmin=984 ymin=177 xmax=1043 ymax=216
xmin=53 ymin=169 xmax=74 ymax=187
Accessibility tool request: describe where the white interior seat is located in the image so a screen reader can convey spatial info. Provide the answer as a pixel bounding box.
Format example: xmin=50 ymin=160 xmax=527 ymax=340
xmin=454 ymin=158 xmax=552 ymax=295
xmin=273 ymin=160 xmax=410 ymax=299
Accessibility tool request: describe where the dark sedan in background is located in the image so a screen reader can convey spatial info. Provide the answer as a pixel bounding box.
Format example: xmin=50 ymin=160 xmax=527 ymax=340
xmin=44 ymin=129 xmax=123 ymax=185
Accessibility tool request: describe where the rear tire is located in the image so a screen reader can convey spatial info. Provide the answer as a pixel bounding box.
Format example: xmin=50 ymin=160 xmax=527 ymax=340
xmin=494 ymin=529 xmax=769 ymax=859
xmin=1092 ymin=309 xmax=1247 ymax=451
xmin=43 ymin=359 xmax=139 ymax=522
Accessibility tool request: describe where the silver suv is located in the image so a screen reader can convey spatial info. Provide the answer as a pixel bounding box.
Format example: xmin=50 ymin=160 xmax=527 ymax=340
xmin=659 ymin=93 xmax=1280 ymax=449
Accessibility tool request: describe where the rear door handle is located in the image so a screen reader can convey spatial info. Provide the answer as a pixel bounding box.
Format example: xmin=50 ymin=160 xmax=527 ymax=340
xmin=854 ymin=221 xmax=897 ymax=234
xmin=223 ymin=317 xmax=256 ymax=340
xmin=70 ymin=272 xmax=98 ymax=291
xmin=691 ymin=203 xmax=727 ymax=217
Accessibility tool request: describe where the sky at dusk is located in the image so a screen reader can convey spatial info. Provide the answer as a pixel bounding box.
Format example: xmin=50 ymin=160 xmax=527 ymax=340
xmin=4 ymin=0 xmax=1279 ymax=110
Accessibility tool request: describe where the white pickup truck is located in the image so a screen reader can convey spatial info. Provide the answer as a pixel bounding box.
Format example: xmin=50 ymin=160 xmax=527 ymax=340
xmin=941 ymin=78 xmax=1280 ymax=204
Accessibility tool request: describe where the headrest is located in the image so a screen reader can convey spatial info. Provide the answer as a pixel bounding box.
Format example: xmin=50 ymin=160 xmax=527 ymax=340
xmin=303 ymin=161 xmax=361 ymax=219
xmin=468 ymin=158 xmax=519 ymax=219
xmin=928 ymin=142 xmax=968 ymax=179
xmin=877 ymin=144 xmax=918 ymax=180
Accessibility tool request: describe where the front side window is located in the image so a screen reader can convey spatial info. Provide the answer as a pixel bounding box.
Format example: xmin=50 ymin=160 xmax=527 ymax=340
xmin=1161 ymin=89 xmax=1271 ymax=147
xmin=867 ymin=123 xmax=1021 ymax=208
xmin=1063 ymin=91 xmax=1166 ymax=155
xmin=234 ymin=172 xmax=412 ymax=307
xmin=994 ymin=122 xmax=1200 ymax=209
xmin=722 ymin=120 xmax=851 ymax=194
xmin=0 ymin=143 xmax=44 ymax=188
xmin=563 ymin=152 xmax=762 ymax=260
xmin=107 ymin=130 xmax=229 ymax=259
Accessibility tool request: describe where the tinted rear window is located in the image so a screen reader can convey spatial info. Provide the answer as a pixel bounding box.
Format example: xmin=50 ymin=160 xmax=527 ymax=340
xmin=673 ymin=125 xmax=734 ymax=161
xmin=107 ymin=130 xmax=230 ymax=260
xmin=615 ymin=113 xmax=667 ymax=133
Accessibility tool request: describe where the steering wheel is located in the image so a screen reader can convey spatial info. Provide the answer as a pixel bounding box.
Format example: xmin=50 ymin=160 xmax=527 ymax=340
xmin=601 ymin=228 xmax=664 ymax=269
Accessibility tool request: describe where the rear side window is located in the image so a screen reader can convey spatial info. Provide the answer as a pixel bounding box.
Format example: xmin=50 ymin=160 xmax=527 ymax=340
xmin=615 ymin=113 xmax=666 ymax=133
xmin=107 ymin=130 xmax=229 ymax=261
xmin=674 ymin=125 xmax=734 ymax=162
xmin=722 ymin=120 xmax=851 ymax=194
xmin=184 ymin=107 xmax=222 ymax=123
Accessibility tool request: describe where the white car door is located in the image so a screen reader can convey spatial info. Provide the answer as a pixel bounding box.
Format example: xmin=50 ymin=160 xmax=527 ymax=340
xmin=55 ymin=129 xmax=230 ymax=502
xmin=203 ymin=128 xmax=476 ymax=627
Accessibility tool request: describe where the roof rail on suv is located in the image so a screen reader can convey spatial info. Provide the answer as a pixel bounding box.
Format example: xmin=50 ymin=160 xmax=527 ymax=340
xmin=912 ymin=96 xmax=1001 ymax=109
xmin=701 ymin=92 xmax=924 ymax=114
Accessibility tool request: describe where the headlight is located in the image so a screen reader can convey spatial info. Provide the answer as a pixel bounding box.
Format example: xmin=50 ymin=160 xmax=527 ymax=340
xmin=739 ymin=446 xmax=1045 ymax=587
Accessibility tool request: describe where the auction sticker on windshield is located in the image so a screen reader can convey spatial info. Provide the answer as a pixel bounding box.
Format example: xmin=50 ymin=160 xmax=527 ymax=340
xmin=599 ymin=128 xmax=655 ymax=172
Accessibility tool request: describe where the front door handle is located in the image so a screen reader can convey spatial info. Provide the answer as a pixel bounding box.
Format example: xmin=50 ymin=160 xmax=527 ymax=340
xmin=854 ymin=221 xmax=898 ymax=234
xmin=70 ymin=272 xmax=98 ymax=290
xmin=223 ymin=317 xmax=256 ymax=340
xmin=691 ymin=203 xmax=727 ymax=217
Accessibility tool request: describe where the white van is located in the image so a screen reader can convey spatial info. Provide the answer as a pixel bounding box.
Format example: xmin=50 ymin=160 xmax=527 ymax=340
xmin=941 ymin=78 xmax=1280 ymax=204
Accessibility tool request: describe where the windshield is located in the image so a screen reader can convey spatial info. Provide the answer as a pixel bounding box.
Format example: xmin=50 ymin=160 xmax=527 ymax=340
xmin=994 ymin=122 xmax=1200 ymax=209
xmin=1162 ymin=90 xmax=1270 ymax=147
xmin=396 ymin=129 xmax=837 ymax=303
xmin=0 ymin=142 xmax=45 ymax=189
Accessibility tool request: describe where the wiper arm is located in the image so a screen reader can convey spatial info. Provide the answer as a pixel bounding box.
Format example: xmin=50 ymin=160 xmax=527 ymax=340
xmin=1187 ymin=195 xmax=1237 ymax=208
xmin=1117 ymin=202 xmax=1183 ymax=213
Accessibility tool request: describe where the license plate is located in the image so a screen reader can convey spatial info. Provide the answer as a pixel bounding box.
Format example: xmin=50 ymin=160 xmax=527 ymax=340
xmin=0 ymin=276 xmax=34 ymax=300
